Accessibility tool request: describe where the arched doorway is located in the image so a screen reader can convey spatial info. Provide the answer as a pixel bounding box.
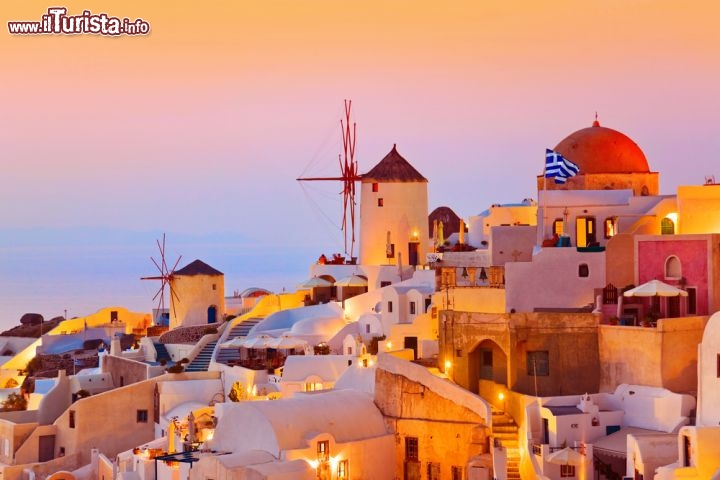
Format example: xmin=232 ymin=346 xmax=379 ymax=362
xmin=468 ymin=339 xmax=508 ymax=394
xmin=207 ymin=305 xmax=217 ymax=324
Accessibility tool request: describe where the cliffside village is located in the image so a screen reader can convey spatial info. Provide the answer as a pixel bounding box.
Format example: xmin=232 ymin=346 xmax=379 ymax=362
xmin=2 ymin=118 xmax=720 ymax=480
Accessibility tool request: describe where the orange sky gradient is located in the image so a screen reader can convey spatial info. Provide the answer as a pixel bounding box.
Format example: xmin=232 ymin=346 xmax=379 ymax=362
xmin=2 ymin=0 xmax=720 ymax=246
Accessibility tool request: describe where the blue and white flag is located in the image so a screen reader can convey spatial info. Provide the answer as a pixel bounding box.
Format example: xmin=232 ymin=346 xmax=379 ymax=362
xmin=545 ymin=149 xmax=579 ymax=184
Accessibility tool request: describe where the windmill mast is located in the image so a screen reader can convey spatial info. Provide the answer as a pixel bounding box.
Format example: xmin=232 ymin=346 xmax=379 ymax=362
xmin=297 ymin=100 xmax=361 ymax=259
xmin=141 ymin=234 xmax=182 ymax=324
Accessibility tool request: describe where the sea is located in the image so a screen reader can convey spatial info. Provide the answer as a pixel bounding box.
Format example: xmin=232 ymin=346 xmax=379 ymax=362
xmin=0 ymin=229 xmax=322 ymax=332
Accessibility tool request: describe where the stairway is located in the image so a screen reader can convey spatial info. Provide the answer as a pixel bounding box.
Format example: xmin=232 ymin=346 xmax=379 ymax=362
xmin=185 ymin=340 xmax=217 ymax=372
xmin=492 ymin=409 xmax=521 ymax=480
xmin=153 ymin=343 xmax=172 ymax=364
xmin=215 ymin=318 xmax=262 ymax=365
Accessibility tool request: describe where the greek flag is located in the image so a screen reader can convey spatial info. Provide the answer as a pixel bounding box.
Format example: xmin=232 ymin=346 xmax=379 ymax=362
xmin=545 ymin=149 xmax=579 ymax=184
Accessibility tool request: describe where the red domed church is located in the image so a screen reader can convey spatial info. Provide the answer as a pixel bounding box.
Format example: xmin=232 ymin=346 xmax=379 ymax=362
xmin=537 ymin=117 xmax=659 ymax=196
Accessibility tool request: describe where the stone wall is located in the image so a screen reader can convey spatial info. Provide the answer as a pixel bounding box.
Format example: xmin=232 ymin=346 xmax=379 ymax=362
xmin=375 ymin=359 xmax=490 ymax=479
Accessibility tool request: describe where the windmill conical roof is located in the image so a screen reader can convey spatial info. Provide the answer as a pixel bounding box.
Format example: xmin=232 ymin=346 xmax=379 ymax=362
xmin=174 ymin=259 xmax=223 ymax=276
xmin=362 ymin=144 xmax=427 ymax=183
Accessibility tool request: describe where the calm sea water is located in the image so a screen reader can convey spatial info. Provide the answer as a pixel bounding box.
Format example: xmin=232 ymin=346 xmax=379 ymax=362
xmin=0 ymin=241 xmax=318 ymax=332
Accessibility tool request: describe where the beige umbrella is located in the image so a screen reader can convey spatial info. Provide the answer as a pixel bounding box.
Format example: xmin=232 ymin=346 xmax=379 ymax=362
xmin=334 ymin=274 xmax=368 ymax=287
xmin=432 ymin=219 xmax=438 ymax=248
xmin=297 ymin=276 xmax=333 ymax=289
xmin=458 ymin=219 xmax=465 ymax=245
xmin=220 ymin=337 xmax=246 ymax=348
xmin=546 ymin=447 xmax=583 ymax=466
xmin=242 ymin=335 xmax=273 ymax=349
xmin=437 ymin=221 xmax=445 ymax=249
xmin=266 ymin=335 xmax=308 ymax=350
xmin=623 ymin=280 xmax=688 ymax=297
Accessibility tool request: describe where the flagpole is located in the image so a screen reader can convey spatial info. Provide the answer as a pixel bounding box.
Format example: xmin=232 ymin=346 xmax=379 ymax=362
xmin=541 ymin=153 xmax=548 ymax=246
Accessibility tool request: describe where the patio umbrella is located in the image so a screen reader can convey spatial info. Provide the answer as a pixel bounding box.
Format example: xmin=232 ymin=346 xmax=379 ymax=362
xmin=297 ymin=276 xmax=333 ymax=289
xmin=437 ymin=221 xmax=445 ymax=249
xmin=546 ymin=447 xmax=584 ymax=466
xmin=266 ymin=335 xmax=308 ymax=350
xmin=220 ymin=337 xmax=246 ymax=348
xmin=334 ymin=274 xmax=368 ymax=287
xmin=242 ymin=335 xmax=273 ymax=349
xmin=458 ymin=219 xmax=465 ymax=245
xmin=623 ymin=280 xmax=688 ymax=297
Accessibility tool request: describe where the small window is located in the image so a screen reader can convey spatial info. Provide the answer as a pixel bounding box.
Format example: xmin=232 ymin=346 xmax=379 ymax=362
xmin=386 ymin=243 xmax=395 ymax=258
xmin=388 ymin=301 xmax=393 ymax=313
xmin=687 ymin=287 xmax=697 ymax=315
xmin=578 ymin=263 xmax=589 ymax=277
xmin=716 ymin=353 xmax=720 ymax=378
xmin=69 ymin=410 xmax=75 ymax=429
xmin=661 ymin=217 xmax=675 ymax=235
xmin=527 ymin=351 xmax=549 ymax=376
xmin=604 ymin=217 xmax=616 ymax=238
xmin=552 ymin=219 xmax=564 ymax=236
xmin=410 ymin=302 xmax=416 ymax=315
xmin=338 ymin=460 xmax=349 ymax=479
xmin=380 ymin=281 xmax=391 ymax=288
xmin=137 ymin=409 xmax=148 ymax=423
xmin=560 ymin=464 xmax=575 ymax=477
xmin=378 ymin=198 xmax=384 ymax=207
xmin=365 ymin=324 xmax=371 ymax=334
xmin=317 ymin=440 xmax=329 ymax=461
xmin=427 ymin=462 xmax=440 ymax=480
xmin=372 ymin=182 xmax=379 ymax=192
xmin=212 ymin=283 xmax=217 ymax=290
xmin=452 ymin=466 xmax=464 ymax=480
xmin=405 ymin=437 xmax=419 ymax=461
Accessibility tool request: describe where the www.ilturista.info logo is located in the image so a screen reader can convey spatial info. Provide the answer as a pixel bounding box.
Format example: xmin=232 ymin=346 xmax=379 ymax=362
xmin=8 ymin=7 xmax=150 ymax=36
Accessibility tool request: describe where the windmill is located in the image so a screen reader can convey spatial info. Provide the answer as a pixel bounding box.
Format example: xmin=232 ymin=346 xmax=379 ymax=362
xmin=297 ymin=100 xmax=362 ymax=259
xmin=141 ymin=234 xmax=182 ymax=325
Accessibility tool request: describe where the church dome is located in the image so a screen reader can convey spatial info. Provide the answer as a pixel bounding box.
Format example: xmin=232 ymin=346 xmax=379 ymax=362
xmin=554 ymin=119 xmax=649 ymax=174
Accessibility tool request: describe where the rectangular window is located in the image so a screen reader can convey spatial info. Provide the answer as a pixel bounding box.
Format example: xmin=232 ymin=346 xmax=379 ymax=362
xmin=386 ymin=243 xmax=395 ymax=258
xmin=378 ymin=198 xmax=384 ymax=207
xmin=427 ymin=462 xmax=440 ymax=480
xmin=452 ymin=466 xmax=464 ymax=480
xmin=576 ymin=216 xmax=597 ymax=247
xmin=137 ymin=409 xmax=148 ymax=423
xmin=405 ymin=437 xmax=419 ymax=461
xmin=717 ymin=354 xmax=720 ymax=378
xmin=553 ymin=219 xmax=564 ymax=236
xmin=338 ymin=459 xmax=349 ymax=479
xmin=388 ymin=301 xmax=393 ymax=313
xmin=410 ymin=301 xmax=416 ymax=315
xmin=604 ymin=217 xmax=616 ymax=238
xmin=365 ymin=324 xmax=371 ymax=334
xmin=69 ymin=410 xmax=75 ymax=429
xmin=687 ymin=287 xmax=697 ymax=315
xmin=560 ymin=464 xmax=576 ymax=477
xmin=372 ymin=182 xmax=379 ymax=192
xmin=380 ymin=281 xmax=391 ymax=288
xmin=317 ymin=440 xmax=329 ymax=461
xmin=527 ymin=351 xmax=550 ymax=376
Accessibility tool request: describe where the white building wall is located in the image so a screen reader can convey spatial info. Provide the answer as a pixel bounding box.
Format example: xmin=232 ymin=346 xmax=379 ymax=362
xmin=698 ymin=311 xmax=720 ymax=426
xmin=468 ymin=202 xmax=537 ymax=248
xmin=505 ymin=248 xmax=606 ymax=313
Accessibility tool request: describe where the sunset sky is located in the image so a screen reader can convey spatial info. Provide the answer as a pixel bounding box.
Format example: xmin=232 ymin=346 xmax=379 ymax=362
xmin=2 ymin=1 xmax=720 ymax=319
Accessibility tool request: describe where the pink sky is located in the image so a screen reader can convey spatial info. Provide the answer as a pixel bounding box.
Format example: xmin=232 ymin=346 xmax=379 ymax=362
xmin=2 ymin=0 xmax=720 ymax=251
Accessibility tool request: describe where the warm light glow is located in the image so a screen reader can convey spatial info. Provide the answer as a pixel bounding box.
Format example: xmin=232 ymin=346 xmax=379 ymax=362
xmin=368 ymin=359 xmax=374 ymax=366
xmin=666 ymin=212 xmax=678 ymax=224
xmin=205 ymin=430 xmax=214 ymax=441
xmin=308 ymin=459 xmax=319 ymax=469
xmin=386 ymin=341 xmax=392 ymax=350
xmin=412 ymin=230 xmax=419 ymax=239
xmin=444 ymin=360 xmax=452 ymax=370
xmin=498 ymin=392 xmax=505 ymax=401
xmin=330 ymin=456 xmax=339 ymax=470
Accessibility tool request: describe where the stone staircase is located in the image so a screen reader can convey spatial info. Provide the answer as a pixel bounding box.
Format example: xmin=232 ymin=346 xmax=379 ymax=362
xmin=215 ymin=318 xmax=262 ymax=365
xmin=153 ymin=342 xmax=172 ymax=364
xmin=185 ymin=340 xmax=217 ymax=372
xmin=492 ymin=409 xmax=521 ymax=480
